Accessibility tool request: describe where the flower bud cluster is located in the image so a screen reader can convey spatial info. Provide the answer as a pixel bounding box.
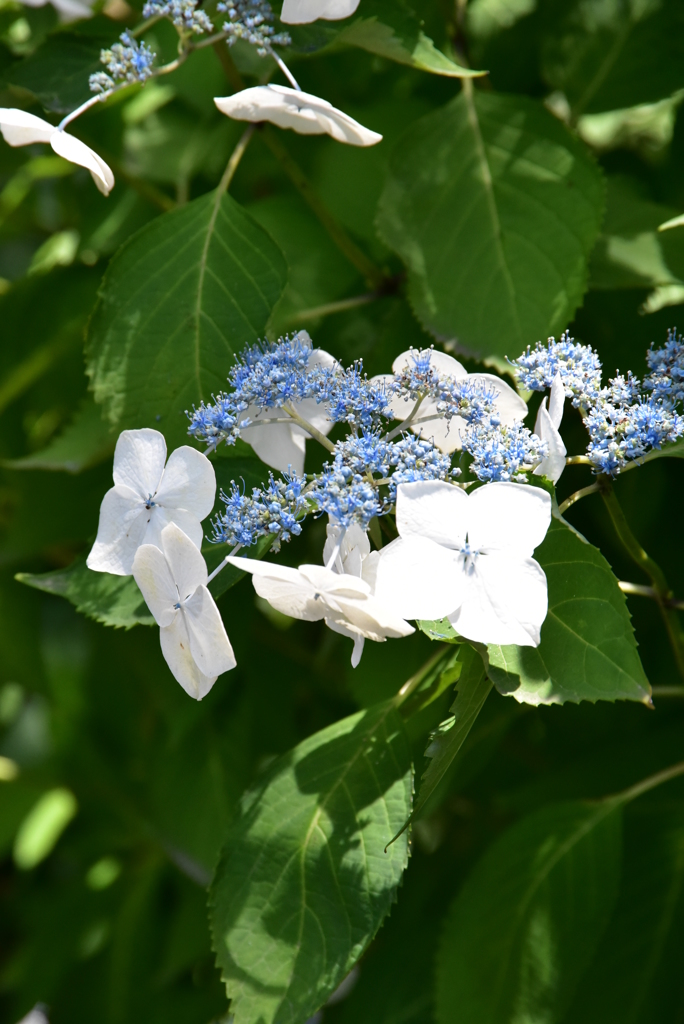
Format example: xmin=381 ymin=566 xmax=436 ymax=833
xmin=511 ymin=331 xmax=602 ymax=408
xmin=585 ymin=383 xmax=684 ymax=475
xmin=212 ymin=472 xmax=307 ymax=550
xmin=90 ymin=32 xmax=156 ymax=94
xmin=219 ymin=0 xmax=291 ymax=55
xmin=143 ymin=0 xmax=214 ymax=34
xmin=464 ymin=421 xmax=548 ymax=482
xmin=645 ymin=328 xmax=684 ymax=405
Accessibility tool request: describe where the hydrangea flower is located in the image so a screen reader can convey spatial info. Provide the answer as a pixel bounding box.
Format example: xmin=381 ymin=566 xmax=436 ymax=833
xmin=228 ymin=555 xmax=413 ymax=666
xmin=143 ymin=0 xmax=213 ymax=34
xmin=645 ymin=328 xmax=684 ymax=404
xmin=0 ymin=109 xmax=114 ymax=195
xmin=212 ymin=472 xmax=307 ymax=550
xmin=89 ymin=32 xmax=156 ymax=95
xmin=133 ymin=524 xmax=236 ymax=699
xmin=221 ymin=0 xmax=291 ymax=52
xmin=20 ymin=0 xmax=94 ymax=22
xmin=375 ymin=480 xmax=552 ymax=647
xmin=512 ymin=332 xmax=602 ymax=409
xmin=280 ymin=0 xmax=360 ymax=23
xmin=323 ymin=521 xmax=383 ymax=665
xmin=379 ymin=349 xmax=527 ymax=454
xmin=214 ymin=86 xmax=382 ymax=147
xmin=533 ymin=371 xmax=567 ymax=484
xmin=87 ymin=429 xmax=216 ymax=576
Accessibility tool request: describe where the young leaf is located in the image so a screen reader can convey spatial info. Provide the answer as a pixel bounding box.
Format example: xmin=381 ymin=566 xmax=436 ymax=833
xmin=86 ymin=191 xmax=287 ymax=450
xmin=435 ymin=796 xmax=623 ymax=1024
xmin=16 ymin=557 xmax=154 ymax=630
xmin=210 ymin=701 xmax=412 ymax=1024
xmin=390 ymin=644 xmax=491 ymax=845
xmin=377 ymin=88 xmax=604 ymax=360
xmin=485 ymin=517 xmax=651 ymax=705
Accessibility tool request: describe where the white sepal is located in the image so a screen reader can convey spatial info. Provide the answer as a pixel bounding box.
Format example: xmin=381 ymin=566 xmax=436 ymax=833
xmin=281 ymin=0 xmax=360 ymax=22
xmin=215 ymin=86 xmax=382 ymax=147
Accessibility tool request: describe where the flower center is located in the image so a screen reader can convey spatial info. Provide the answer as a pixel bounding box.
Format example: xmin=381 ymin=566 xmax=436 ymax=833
xmin=460 ymin=542 xmax=480 ymax=574
xmin=144 ymin=493 xmax=157 ymax=511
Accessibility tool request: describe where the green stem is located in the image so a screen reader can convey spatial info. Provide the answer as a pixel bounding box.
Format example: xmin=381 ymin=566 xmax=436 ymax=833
xmin=557 ymin=482 xmax=600 ymax=515
xmin=651 ymin=686 xmax=684 ymax=698
xmin=394 ymin=649 xmax=448 ymax=707
xmin=282 ymin=292 xmax=379 ymax=326
xmin=282 ymin=402 xmax=336 ymax=453
xmin=218 ymin=125 xmax=255 ymax=193
xmin=599 ymin=477 xmax=684 ymax=681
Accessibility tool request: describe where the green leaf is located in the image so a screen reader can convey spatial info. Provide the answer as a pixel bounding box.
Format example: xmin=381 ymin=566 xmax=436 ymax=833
xmin=3 ymin=396 xmax=114 ymax=473
xmin=485 ymin=517 xmax=651 ymax=706
xmin=16 ymin=557 xmax=154 ymax=630
xmin=210 ymin=701 xmax=412 ymax=1024
xmin=561 ymin=807 xmax=684 ymax=1024
xmin=334 ymin=0 xmax=484 ymax=78
xmin=6 ymin=19 xmax=116 ymax=113
xmin=86 ymin=190 xmax=287 ymax=450
xmin=416 ymin=617 xmax=462 ymax=643
xmin=435 ymin=796 xmax=623 ymax=1024
xmin=390 ymin=645 xmax=491 ymax=845
xmin=377 ymin=89 xmax=604 ymax=360
xmin=540 ymin=0 xmax=684 ymax=117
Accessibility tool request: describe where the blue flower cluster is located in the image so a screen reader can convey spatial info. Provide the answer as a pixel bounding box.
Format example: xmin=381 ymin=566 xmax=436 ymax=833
xmin=187 ymin=332 xmax=394 ymax=450
xmin=464 ymin=421 xmax=548 ymax=482
xmin=513 ymin=331 xmax=684 ymax=475
xmin=90 ymin=32 xmax=156 ymax=94
xmin=392 ymin=348 xmax=498 ymax=425
xmin=212 ymin=473 xmax=307 ymax=550
xmin=645 ymin=328 xmax=684 ymax=404
xmin=512 ymin=331 xmax=602 ymax=408
xmin=220 ymin=0 xmax=291 ymax=55
xmin=143 ymin=0 xmax=214 ymax=34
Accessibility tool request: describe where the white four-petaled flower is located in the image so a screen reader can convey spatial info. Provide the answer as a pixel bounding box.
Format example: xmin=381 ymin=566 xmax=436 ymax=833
xmin=379 ymin=349 xmax=528 ymax=454
xmin=133 ymin=523 xmax=236 ymax=699
xmin=375 ymin=480 xmax=552 ymax=647
xmin=228 ymin=549 xmax=413 ymax=667
xmin=533 ymin=371 xmax=567 ymax=484
xmin=215 ymin=86 xmax=382 ymax=147
xmin=87 ymin=428 xmax=216 ymax=576
xmin=281 ymin=0 xmax=360 ymax=22
xmin=0 ymin=109 xmax=114 ymax=195
xmin=239 ymin=334 xmax=338 ymax=476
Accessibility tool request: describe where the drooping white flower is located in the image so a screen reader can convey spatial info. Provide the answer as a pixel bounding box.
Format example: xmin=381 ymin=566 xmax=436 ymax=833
xmin=132 ymin=523 xmax=236 ymax=699
xmin=323 ymin=520 xmax=381 ymax=665
xmin=228 ymin=553 xmax=414 ymax=667
xmin=19 ymin=0 xmax=95 ymax=22
xmin=0 ymin=109 xmax=114 ymax=195
xmin=533 ymin=371 xmax=567 ymax=484
xmin=240 ymin=339 xmax=338 ymax=476
xmin=280 ymin=0 xmax=360 ymax=22
xmin=214 ymin=86 xmax=382 ymax=147
xmin=87 ymin=429 xmax=216 ymax=576
xmin=375 ymin=480 xmax=552 ymax=647
xmin=378 ymin=350 xmax=528 ymax=454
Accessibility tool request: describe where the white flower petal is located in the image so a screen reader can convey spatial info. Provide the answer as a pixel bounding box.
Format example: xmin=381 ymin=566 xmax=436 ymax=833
xmin=49 ymin=129 xmax=114 ymax=195
xmin=395 ymin=480 xmax=468 ymax=548
xmin=466 ymin=482 xmax=552 ymax=557
xmin=374 ymin=535 xmax=464 ymax=621
xmin=449 ymin=554 xmax=548 ymax=647
xmin=281 ymin=0 xmax=360 ymax=22
xmin=332 ymin=593 xmax=414 ymax=639
xmin=0 ymin=108 xmax=55 ymax=146
xmin=229 ymin=557 xmax=327 ymax=621
xmin=533 ymin=400 xmax=567 ymax=484
xmin=215 ymin=86 xmax=382 ymax=147
xmin=87 ymin=486 xmax=148 ymax=576
xmin=113 ymin=428 xmax=167 ymax=498
xmin=142 ymin=507 xmax=205 ymax=554
xmin=240 ymin=415 xmax=306 ymax=475
xmin=183 ymin=585 xmax=236 ymax=678
xmin=160 ymin=614 xmax=217 ymax=700
xmin=50 ymin=0 xmax=95 ymax=20
xmin=548 ymin=371 xmax=565 ymax=429
xmin=391 ymin=349 xmax=468 ymax=379
xmin=469 ymin=372 xmax=528 ymax=424
xmin=324 ymin=521 xmax=370 ymax=576
xmin=155 ymin=445 xmax=216 ymax=520
xmin=299 ymin=563 xmax=370 ymax=600
xmin=160 ymin=522 xmax=208 ymax=600
xmin=132 ymin=543 xmax=179 ymax=626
